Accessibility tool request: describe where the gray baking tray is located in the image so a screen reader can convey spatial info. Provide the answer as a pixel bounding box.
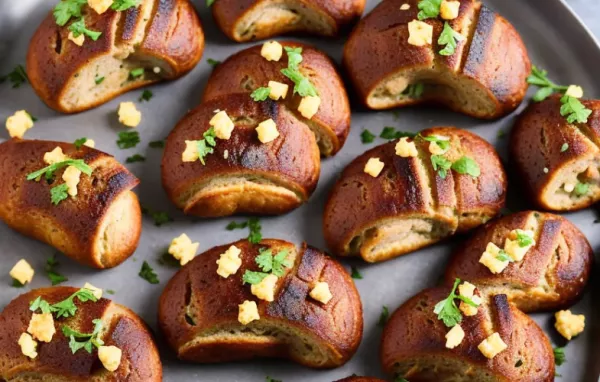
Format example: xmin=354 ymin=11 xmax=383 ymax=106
xmin=0 ymin=0 xmax=598 ymax=381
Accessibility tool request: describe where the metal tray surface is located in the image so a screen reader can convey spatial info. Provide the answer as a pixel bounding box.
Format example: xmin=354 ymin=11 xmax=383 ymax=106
xmin=0 ymin=0 xmax=598 ymax=381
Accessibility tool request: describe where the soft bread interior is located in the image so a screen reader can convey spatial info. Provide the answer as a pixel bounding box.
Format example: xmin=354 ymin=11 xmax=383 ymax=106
xmin=542 ymin=155 xmax=600 ymax=210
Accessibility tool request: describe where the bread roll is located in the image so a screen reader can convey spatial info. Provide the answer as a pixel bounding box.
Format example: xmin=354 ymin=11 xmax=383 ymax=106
xmin=0 ymin=287 xmax=161 ymax=381
xmin=203 ymin=41 xmax=351 ymax=156
xmin=510 ymin=97 xmax=600 ymax=211
xmin=343 ymin=0 xmax=530 ymax=118
xmin=27 ymin=0 xmax=204 ymax=113
xmin=0 ymin=139 xmax=141 ymax=268
xmin=158 ymin=239 xmax=363 ymax=368
xmin=211 ymin=0 xmax=365 ymax=42
xmin=323 ymin=127 xmax=506 ymax=262
xmin=335 ymin=377 xmax=386 ymax=382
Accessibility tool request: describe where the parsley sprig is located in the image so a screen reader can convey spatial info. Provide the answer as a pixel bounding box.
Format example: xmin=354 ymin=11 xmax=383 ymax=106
xmin=46 ymin=255 xmax=68 ymax=285
xmin=553 ymin=346 xmax=566 ymax=366
xmin=111 ymin=0 xmax=141 ymax=11
xmin=280 ymin=47 xmax=318 ymax=97
xmin=526 ymin=66 xmax=568 ymax=102
xmin=417 ymin=135 xmax=480 ymax=178
xmin=438 ymin=22 xmax=464 ymax=56
xmin=515 ymin=229 xmax=534 ymax=247
xmin=433 ymin=278 xmax=479 ymax=327
xmin=227 ymin=217 xmax=262 ymax=244
xmin=117 ymin=131 xmax=140 ymax=149
xmin=30 ymin=288 xmax=98 ymax=318
xmin=50 ymin=184 xmax=70 ymax=205
xmin=560 ymin=94 xmax=592 ymax=124
xmin=0 ymin=65 xmax=28 ymax=88
xmin=196 ymin=127 xmax=217 ymax=165
xmin=69 ymin=18 xmax=102 ymax=41
xmin=417 ymin=0 xmax=442 ymax=20
xmin=27 ymin=159 xmax=92 ymax=182
xmin=251 ymin=87 xmax=271 ymax=102
xmin=242 ymin=248 xmax=292 ymax=285
xmin=62 ymin=319 xmax=104 ymax=354
xmin=139 ymin=261 xmax=159 ymax=284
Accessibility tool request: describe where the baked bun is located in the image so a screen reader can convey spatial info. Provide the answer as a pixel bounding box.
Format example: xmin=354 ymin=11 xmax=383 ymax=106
xmin=510 ymin=97 xmax=600 ymax=211
xmin=343 ymin=0 xmax=530 ymax=118
xmin=161 ymin=94 xmax=320 ymax=217
xmin=381 ymin=289 xmax=554 ymax=381
xmin=335 ymin=377 xmax=386 ymax=382
xmin=158 ymin=239 xmax=363 ymax=368
xmin=0 ymin=287 xmax=161 ymax=381
xmin=445 ymin=211 xmax=593 ymax=312
xmin=323 ymin=127 xmax=506 ymax=262
xmin=27 ymin=0 xmax=204 ymax=113
xmin=0 ymin=139 xmax=141 ymax=268
xmin=211 ymin=0 xmax=365 ymax=42
xmin=203 ymin=41 xmax=351 ymax=156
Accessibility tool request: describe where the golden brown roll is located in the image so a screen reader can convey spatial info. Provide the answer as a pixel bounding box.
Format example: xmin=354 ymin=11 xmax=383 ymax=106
xmin=0 ymin=139 xmax=141 ymax=268
xmin=27 ymin=0 xmax=204 ymax=113
xmin=211 ymin=0 xmax=365 ymax=42
xmin=445 ymin=211 xmax=593 ymax=312
xmin=381 ymin=289 xmax=554 ymax=381
xmin=0 ymin=286 xmax=161 ymax=381
xmin=323 ymin=127 xmax=506 ymax=263
xmin=335 ymin=377 xmax=386 ymax=382
xmin=510 ymin=97 xmax=600 ymax=211
xmin=203 ymin=41 xmax=351 ymax=156
xmin=161 ymin=93 xmax=320 ymax=217
xmin=343 ymin=0 xmax=530 ymax=118
xmin=158 ymin=239 xmax=363 ymax=368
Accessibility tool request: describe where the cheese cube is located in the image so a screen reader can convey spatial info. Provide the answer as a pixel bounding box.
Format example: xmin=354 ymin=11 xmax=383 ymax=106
xmin=118 ymin=102 xmax=141 ymax=127
xmin=479 ymin=242 xmax=509 ymax=274
xmin=478 ymin=332 xmax=507 ymax=359
xmin=555 ymin=310 xmax=585 ymax=340
xmin=400 ymin=3 xmax=410 ymax=10
xmin=440 ymin=1 xmax=461 ymax=20
xmin=18 ymin=333 xmax=37 ymax=359
xmin=298 ymin=96 xmax=321 ymax=119
xmin=504 ymin=229 xmax=535 ymax=262
xmin=458 ymin=281 xmax=481 ymax=316
xmin=309 ymin=281 xmax=332 ymax=304
xmin=62 ymin=165 xmax=82 ymax=197
xmin=251 ymin=274 xmax=279 ymax=302
xmin=83 ymin=282 xmax=103 ymax=299
xmin=261 ymin=41 xmax=283 ymax=61
xmin=429 ymin=141 xmax=448 ymax=155
xmin=395 ymin=137 xmax=418 ymax=157
xmin=9 ymin=259 xmax=34 ymax=285
xmin=209 ymin=111 xmax=235 ymax=140
xmin=98 ymin=345 xmax=122 ymax=372
xmin=68 ymin=31 xmax=85 ymax=46
xmin=256 ymin=119 xmax=279 ymax=143
xmin=216 ymin=245 xmax=242 ymax=278
xmin=6 ymin=110 xmax=34 ymax=139
xmin=44 ymin=147 xmax=67 ymax=165
xmin=82 ymin=139 xmax=95 ymax=148
xmin=408 ymin=20 xmax=433 ymax=47
xmin=268 ymin=81 xmax=289 ymax=100
xmin=88 ymin=0 xmax=113 ymax=14
xmin=563 ymin=183 xmax=575 ymax=193
xmin=565 ymin=85 xmax=584 ymax=99
xmin=445 ymin=324 xmax=465 ymax=349
xmin=182 ymin=140 xmax=199 ymax=162
xmin=27 ymin=313 xmax=56 ymax=343
xmin=168 ymin=233 xmax=199 ymax=266
xmin=364 ymin=157 xmax=385 ymax=178
xmin=238 ymin=300 xmax=260 ymax=325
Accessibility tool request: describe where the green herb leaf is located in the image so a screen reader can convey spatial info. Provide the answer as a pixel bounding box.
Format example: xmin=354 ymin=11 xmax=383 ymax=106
xmin=560 ymin=143 xmax=569 ymax=152
xmin=31 ymin=288 xmax=98 ymax=318
xmin=106 ymin=289 xmax=115 ymax=295
xmin=526 ymin=66 xmax=569 ymax=102
xmin=438 ymin=22 xmax=465 ymax=56
xmin=553 ymin=346 xmax=566 ymax=366
xmin=251 ymin=87 xmax=271 ymax=102
xmin=574 ymin=182 xmax=589 ymax=197
xmin=141 ymin=206 xmax=173 ymax=226
xmin=29 ymin=296 xmax=52 ymax=314
xmin=433 ymin=278 xmax=478 ymax=327
xmin=361 ymin=129 xmax=376 ymax=144
xmin=69 ymin=18 xmax=102 ymax=41
xmin=280 ymin=68 xmax=318 ymax=97
xmin=139 ymin=261 xmax=159 ymax=284
xmin=148 ymin=140 xmax=165 ymax=148
xmin=284 ymin=46 xmax=303 ymax=69
xmin=402 ymin=83 xmax=425 ymax=98
xmin=130 ymin=68 xmax=144 ymax=79
xmin=271 ymin=249 xmax=292 ymax=276
xmin=158 ymin=252 xmax=181 ymax=268
xmin=422 ymin=134 xmax=450 ymax=151
xmin=94 ymin=76 xmax=105 ymax=85
xmin=27 ymin=159 xmax=92 ymax=181
xmin=378 ymin=306 xmax=389 ymax=327
xmin=117 ymin=131 xmax=140 ymax=149
xmin=226 ymin=221 xmax=249 ymax=230
xmin=126 ymin=154 xmax=145 ymax=163
xmin=248 ymin=217 xmax=262 ymax=244
xmin=497 ymin=129 xmax=506 ymax=139
xmin=255 ymin=248 xmax=274 ymax=272
xmin=195 ymin=128 xmax=217 ymax=165
xmin=206 ymin=0 xmax=216 ymax=6
xmin=207 ymin=58 xmax=220 ymax=67
xmin=53 ymin=0 xmax=86 ymax=26
xmin=381 ymin=127 xmax=416 ymax=140
xmin=50 ymin=184 xmax=69 ymax=205
xmin=139 ymin=89 xmax=153 ymax=102
xmin=73 ymin=138 xmax=87 ymax=149
xmin=417 ymin=0 xmax=441 ymax=19
xmin=242 ymin=270 xmax=269 ymax=285
xmin=451 ymin=157 xmax=480 ymax=178
xmin=62 ymin=318 xmax=104 ymax=354
xmin=431 ymin=155 xmax=452 ymax=179
xmin=495 ymin=250 xmax=514 ymax=263
xmin=12 ymin=279 xmax=25 ymax=288
xmin=0 ymin=64 xmax=28 ymax=88
xmin=350 ymin=266 xmax=363 ymax=279
xmin=111 ymin=0 xmax=141 ymax=11
xmin=560 ymin=95 xmax=592 ymax=124
xmin=46 ymin=255 xmax=68 ymax=285
xmin=514 ymin=229 xmax=534 ymax=247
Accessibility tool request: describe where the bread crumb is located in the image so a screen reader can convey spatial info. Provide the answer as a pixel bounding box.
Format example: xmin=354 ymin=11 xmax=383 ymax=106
xmin=223 ymin=149 xmax=229 ymax=159
xmin=153 ymin=66 xmax=161 ymax=74
xmin=400 ymin=3 xmax=410 ymax=10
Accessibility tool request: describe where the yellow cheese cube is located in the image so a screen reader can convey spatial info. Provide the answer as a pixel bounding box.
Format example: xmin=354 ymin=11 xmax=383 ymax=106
xmin=309 ymin=281 xmax=333 ymax=304
xmin=18 ymin=333 xmax=37 ymax=359
xmin=440 ymin=0 xmax=461 ymax=20
xmin=182 ymin=140 xmax=199 ymax=162
xmin=216 ymin=245 xmax=242 ymax=278
xmin=504 ymin=229 xmax=535 ymax=262
xmin=400 ymin=3 xmax=410 ymax=10
xmin=565 ymin=85 xmax=584 ymax=98
xmin=364 ymin=157 xmax=385 ymax=178
xmin=238 ymin=300 xmax=260 ymax=325
xmin=256 ymin=119 xmax=279 ymax=143
xmin=118 ymin=102 xmax=141 ymax=127
xmin=563 ymin=183 xmax=575 ymax=193
xmin=458 ymin=281 xmax=481 ymax=316
xmin=408 ymin=20 xmax=433 ymax=47
xmin=168 ymin=233 xmax=199 ymax=266
xmin=445 ymin=324 xmax=465 ymax=349
xmin=98 ymin=345 xmax=122 ymax=372
xmin=395 ymin=137 xmax=418 ymax=157
xmin=83 ymin=139 xmax=95 ymax=148
xmin=478 ymin=332 xmax=507 ymax=359
xmin=209 ymin=111 xmax=235 ymax=140
xmin=298 ymin=96 xmax=321 ymax=119
xmin=44 ymin=146 xmax=67 ymax=165
xmin=251 ymin=274 xmax=279 ymax=302
xmin=88 ymin=0 xmax=114 ymax=14
xmin=6 ymin=110 xmax=34 ymax=139
xmin=9 ymin=259 xmax=34 ymax=285
xmin=479 ymin=242 xmax=509 ymax=274
xmin=261 ymin=41 xmax=283 ymax=62
xmin=68 ymin=31 xmax=85 ymax=46
xmin=27 ymin=313 xmax=56 ymax=343
xmin=62 ymin=165 xmax=82 ymax=197
xmin=83 ymin=282 xmax=103 ymax=299
xmin=555 ymin=310 xmax=585 ymax=340
xmin=268 ymin=81 xmax=289 ymax=100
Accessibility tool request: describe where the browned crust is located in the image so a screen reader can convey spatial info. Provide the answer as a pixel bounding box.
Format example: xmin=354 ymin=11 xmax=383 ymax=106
xmin=0 ymin=139 xmax=141 ymax=268
xmin=342 ymin=0 xmax=530 ymax=119
xmin=212 ymin=0 xmax=365 ymax=42
xmin=323 ymin=127 xmax=506 ymax=260
xmin=161 ymin=93 xmax=321 ymax=217
xmin=158 ymin=239 xmax=363 ymax=368
xmin=0 ymin=287 xmax=161 ymax=381
xmin=26 ymin=0 xmax=204 ymax=114
xmin=510 ymin=97 xmax=600 ymax=210
xmin=202 ymin=41 xmax=351 ymax=156
xmin=381 ymin=288 xmax=554 ymax=381
xmin=445 ymin=211 xmax=593 ymax=312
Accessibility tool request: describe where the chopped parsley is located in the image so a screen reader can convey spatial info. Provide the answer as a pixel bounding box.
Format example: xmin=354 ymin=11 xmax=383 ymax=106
xmin=378 ymin=305 xmax=390 ymax=327
xmin=117 ymin=130 xmax=140 ymax=149
xmin=226 ymin=217 xmax=262 ymax=243
xmin=526 ymin=65 xmax=568 ymax=102
xmin=130 ymin=68 xmax=145 ymax=79
xmin=68 ymin=17 xmax=102 ymax=41
xmin=139 ymin=261 xmax=159 ymax=284
xmin=50 ymin=184 xmax=70 ymax=205
xmin=158 ymin=252 xmax=181 ymax=268
xmin=62 ymin=319 xmax=104 ymax=354
xmin=126 ymin=154 xmax=146 ymax=163
xmin=53 ymin=0 xmax=87 ymax=26
xmin=574 ymin=182 xmax=589 ymax=197
xmin=553 ymin=346 xmax=566 ymax=366
xmin=73 ymin=137 xmax=87 ymax=149
xmin=106 ymin=289 xmax=115 ymax=295
xmin=280 ymin=47 xmax=318 ymax=97
xmin=46 ymin=255 xmax=68 ymax=285
xmin=27 ymin=159 xmax=92 ymax=182
xmin=422 ymin=134 xmax=450 ymax=151
xmin=242 ymin=247 xmax=292 ymax=285
xmin=226 ymin=221 xmax=249 ymax=230
xmin=431 ymin=155 xmax=452 ymax=178
xmin=0 ymin=64 xmax=28 ymax=88
xmin=94 ymin=76 xmax=105 ymax=85
xmin=139 ymin=89 xmax=153 ymax=102
xmin=560 ymin=95 xmax=592 ymax=124
xmin=438 ymin=22 xmax=465 ymax=56
xmin=251 ymin=87 xmax=271 ymax=102
xmin=30 ymin=288 xmax=98 ymax=318
xmin=207 ymin=58 xmax=220 ymax=66
xmin=495 ymin=250 xmax=514 ymax=263
xmin=111 ymin=0 xmax=141 ymax=11
xmin=141 ymin=206 xmax=173 ymax=226
xmin=451 ymin=156 xmax=481 ymax=178
xmin=361 ymin=129 xmax=376 ymax=144
xmin=350 ymin=266 xmax=363 ymax=279
xmin=403 ymin=83 xmax=425 ymax=98
xmin=206 ymin=0 xmax=216 ymax=6
xmin=149 ymin=140 xmax=165 ymax=148
xmin=560 ymin=143 xmax=569 ymax=152
xmin=515 ymin=229 xmax=534 ymax=247
xmin=195 ymin=127 xmax=217 ymax=165
xmin=381 ymin=127 xmax=416 ymax=140
xmin=497 ymin=129 xmax=506 ymax=139
xmin=12 ymin=279 xmax=25 ymax=288
xmin=433 ymin=278 xmax=479 ymax=327
xmin=417 ymin=0 xmax=441 ymax=20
